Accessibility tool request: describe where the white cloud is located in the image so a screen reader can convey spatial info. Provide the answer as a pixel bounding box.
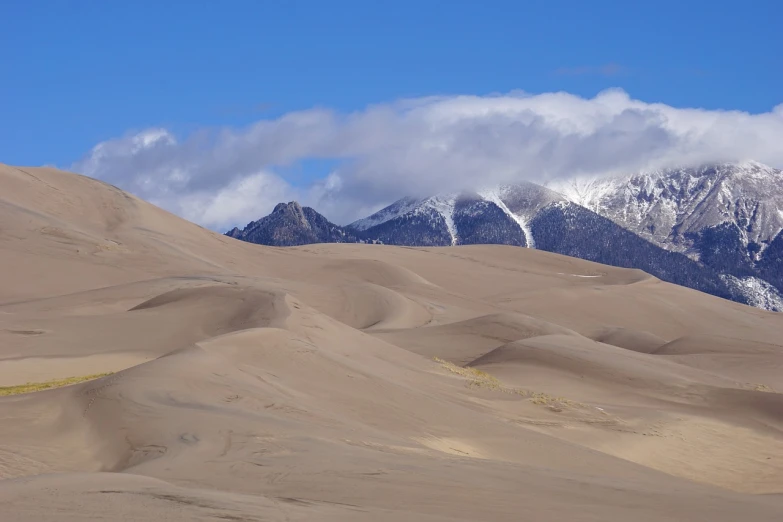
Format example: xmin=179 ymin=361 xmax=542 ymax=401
xmin=158 ymin=171 xmax=295 ymax=230
xmin=71 ymin=89 xmax=783 ymax=230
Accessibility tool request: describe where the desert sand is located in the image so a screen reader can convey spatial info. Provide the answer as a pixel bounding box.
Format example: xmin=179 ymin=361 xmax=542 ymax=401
xmin=1 ymin=162 xmax=783 ymax=521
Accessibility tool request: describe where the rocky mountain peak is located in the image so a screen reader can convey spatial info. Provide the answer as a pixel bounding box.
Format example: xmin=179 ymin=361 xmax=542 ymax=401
xmin=551 ymin=162 xmax=783 ymax=257
xmin=273 ymin=201 xmax=303 ymax=213
xmin=272 ymin=201 xmax=309 ymax=228
xmin=226 ymin=202 xmax=357 ymax=246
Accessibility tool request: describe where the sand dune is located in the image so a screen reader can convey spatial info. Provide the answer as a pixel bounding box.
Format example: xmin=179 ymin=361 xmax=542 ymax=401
xmin=2 ymin=163 xmax=783 ymax=520
xmin=374 ymin=312 xmax=579 ymax=364
xmin=588 ymin=326 xmax=668 ymax=353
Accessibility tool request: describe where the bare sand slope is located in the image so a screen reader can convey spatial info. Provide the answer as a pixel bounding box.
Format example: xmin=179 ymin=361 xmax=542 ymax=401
xmin=2 ymin=164 xmax=783 ymax=520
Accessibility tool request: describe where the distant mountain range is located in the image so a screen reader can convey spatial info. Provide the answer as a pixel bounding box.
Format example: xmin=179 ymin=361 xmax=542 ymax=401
xmin=226 ymin=162 xmax=783 ymax=311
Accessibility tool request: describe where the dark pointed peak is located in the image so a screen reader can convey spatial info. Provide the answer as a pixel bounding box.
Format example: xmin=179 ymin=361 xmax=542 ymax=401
xmin=224 ymin=226 xmax=243 ymax=238
xmin=273 ymin=201 xmax=304 ymax=213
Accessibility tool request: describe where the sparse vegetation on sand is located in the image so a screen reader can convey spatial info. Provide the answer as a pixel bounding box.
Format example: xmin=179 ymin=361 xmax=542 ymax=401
xmin=433 ymin=357 xmax=503 ymax=390
xmin=528 ymin=392 xmax=582 ymax=410
xmin=0 ymin=373 xmax=112 ymax=397
xmin=433 ymin=357 xmax=583 ymax=409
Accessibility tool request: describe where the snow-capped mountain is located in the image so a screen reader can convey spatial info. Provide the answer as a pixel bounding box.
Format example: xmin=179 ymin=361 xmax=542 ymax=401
xmin=550 ymin=161 xmax=783 ymax=259
xmin=348 ymin=182 xmax=563 ymax=248
xmin=226 ymin=163 xmax=782 ymax=311
xmin=348 ymin=186 xmax=740 ymax=304
xmin=544 ymin=161 xmax=783 ymax=309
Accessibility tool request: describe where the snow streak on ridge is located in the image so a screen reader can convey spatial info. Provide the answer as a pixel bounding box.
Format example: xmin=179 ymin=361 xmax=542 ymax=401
xmin=478 ymin=187 xmax=536 ymax=248
xmin=424 ymin=195 xmax=458 ymax=246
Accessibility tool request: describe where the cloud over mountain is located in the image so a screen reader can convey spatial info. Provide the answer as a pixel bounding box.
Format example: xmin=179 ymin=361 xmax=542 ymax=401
xmin=72 ymin=89 xmax=783 ymax=230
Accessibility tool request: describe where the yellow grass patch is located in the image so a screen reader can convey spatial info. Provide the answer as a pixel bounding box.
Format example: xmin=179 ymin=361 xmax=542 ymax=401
xmin=432 ymin=358 xmax=584 ymax=411
xmin=0 ymin=373 xmax=112 ymax=397
xmin=433 ymin=357 xmax=503 ymax=390
xmin=528 ymin=391 xmax=584 ymax=411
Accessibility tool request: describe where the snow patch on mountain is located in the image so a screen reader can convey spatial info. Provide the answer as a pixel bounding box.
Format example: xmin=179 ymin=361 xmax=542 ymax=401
xmin=553 ymin=177 xmax=619 ymax=211
xmin=424 ymin=194 xmax=458 ymax=245
xmin=349 ymin=197 xmax=424 ymax=231
xmin=721 ymin=275 xmax=783 ymax=312
xmin=478 ymin=187 xmax=535 ymax=248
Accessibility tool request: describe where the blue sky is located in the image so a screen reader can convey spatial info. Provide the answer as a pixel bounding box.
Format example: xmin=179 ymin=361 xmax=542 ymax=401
xmin=2 ymin=0 xmax=782 ymax=229
xmin=2 ymin=0 xmax=781 ymax=167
